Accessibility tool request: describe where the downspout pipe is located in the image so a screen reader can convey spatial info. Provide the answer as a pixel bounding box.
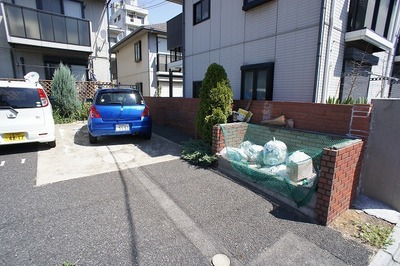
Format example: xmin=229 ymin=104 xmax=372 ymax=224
xmin=106 ymin=0 xmax=112 ymax=82
xmin=313 ymin=0 xmax=328 ymax=103
xmin=321 ymin=0 xmax=335 ymax=103
xmin=387 ymin=1 xmax=400 ymax=97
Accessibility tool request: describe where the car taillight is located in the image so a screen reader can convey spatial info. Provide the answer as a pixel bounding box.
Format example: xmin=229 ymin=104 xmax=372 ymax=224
xmin=142 ymin=105 xmax=150 ymax=118
xmin=37 ymin=88 xmax=49 ymax=107
xmin=89 ymin=106 xmax=101 ymax=118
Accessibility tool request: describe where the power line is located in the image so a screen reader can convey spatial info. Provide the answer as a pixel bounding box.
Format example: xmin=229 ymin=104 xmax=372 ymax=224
xmin=139 ymin=0 xmax=169 ymax=9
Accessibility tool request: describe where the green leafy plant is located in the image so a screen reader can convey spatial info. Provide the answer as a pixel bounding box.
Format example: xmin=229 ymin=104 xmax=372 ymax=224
xmin=356 ymin=97 xmax=368 ymax=104
xmin=53 ymin=102 xmax=90 ymax=124
xmin=341 ymin=96 xmax=355 ymax=105
xmin=195 ymin=63 xmax=233 ymax=144
xmin=51 ymin=63 xmax=80 ymax=119
xmin=181 ymin=139 xmax=217 ymax=167
xmin=353 ymin=221 xmax=394 ymax=249
xmin=326 ymin=96 xmax=340 ymax=104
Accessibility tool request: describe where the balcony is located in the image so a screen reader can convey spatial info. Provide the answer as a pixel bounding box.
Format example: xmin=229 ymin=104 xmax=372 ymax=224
xmin=1 ymin=2 xmax=92 ymax=53
xmin=346 ymin=0 xmax=395 ymax=52
xmin=157 ymin=54 xmax=182 ymax=72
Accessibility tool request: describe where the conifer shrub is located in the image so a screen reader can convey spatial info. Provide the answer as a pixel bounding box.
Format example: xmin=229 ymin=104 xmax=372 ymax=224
xmin=195 ymin=63 xmax=233 ymax=143
xmin=51 ymin=63 xmax=80 ymax=119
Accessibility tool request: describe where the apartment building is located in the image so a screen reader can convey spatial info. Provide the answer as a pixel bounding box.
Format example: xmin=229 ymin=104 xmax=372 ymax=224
xmin=108 ymin=0 xmax=148 ymax=46
xmin=0 ymin=0 xmax=110 ymax=81
xmin=110 ymin=23 xmax=183 ymax=97
xmin=170 ymin=0 xmax=400 ymax=102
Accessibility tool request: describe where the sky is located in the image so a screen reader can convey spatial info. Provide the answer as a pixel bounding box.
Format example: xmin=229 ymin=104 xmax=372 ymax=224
xmin=138 ymin=0 xmax=182 ymax=24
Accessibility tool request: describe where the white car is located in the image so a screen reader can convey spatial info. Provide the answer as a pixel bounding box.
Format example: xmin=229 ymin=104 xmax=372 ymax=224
xmin=0 ymin=72 xmax=56 ymax=148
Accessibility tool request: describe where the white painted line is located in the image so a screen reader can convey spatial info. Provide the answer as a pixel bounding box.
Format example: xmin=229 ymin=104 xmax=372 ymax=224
xmin=0 ymin=161 xmax=4 ymax=167
xmin=21 ymin=158 xmax=26 ymax=164
xmin=132 ymin=167 xmax=243 ymax=266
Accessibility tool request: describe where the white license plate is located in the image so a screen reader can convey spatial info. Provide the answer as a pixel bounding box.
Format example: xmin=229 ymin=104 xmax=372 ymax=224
xmin=115 ymin=124 xmax=130 ymax=132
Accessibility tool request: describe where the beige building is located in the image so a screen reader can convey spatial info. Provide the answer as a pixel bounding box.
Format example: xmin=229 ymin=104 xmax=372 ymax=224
xmin=110 ymin=23 xmax=183 ymax=97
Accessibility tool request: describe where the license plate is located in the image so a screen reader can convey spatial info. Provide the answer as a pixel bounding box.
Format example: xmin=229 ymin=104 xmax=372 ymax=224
xmin=115 ymin=124 xmax=130 ymax=132
xmin=4 ymin=132 xmax=26 ymax=142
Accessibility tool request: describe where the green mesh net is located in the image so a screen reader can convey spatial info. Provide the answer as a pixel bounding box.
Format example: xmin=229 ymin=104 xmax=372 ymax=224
xmin=219 ymin=123 xmax=354 ymax=207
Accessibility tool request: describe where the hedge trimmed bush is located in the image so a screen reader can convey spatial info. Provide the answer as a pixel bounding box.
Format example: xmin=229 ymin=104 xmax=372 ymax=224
xmin=195 ymin=63 xmax=233 ymax=143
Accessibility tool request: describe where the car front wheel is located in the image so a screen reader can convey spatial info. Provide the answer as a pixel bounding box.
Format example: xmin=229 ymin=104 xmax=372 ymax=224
xmin=89 ymin=133 xmax=98 ymax=144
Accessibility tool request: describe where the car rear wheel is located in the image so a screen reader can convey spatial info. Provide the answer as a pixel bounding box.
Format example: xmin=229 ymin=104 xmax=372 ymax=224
xmin=89 ymin=133 xmax=98 ymax=144
xmin=142 ymin=131 xmax=152 ymax=140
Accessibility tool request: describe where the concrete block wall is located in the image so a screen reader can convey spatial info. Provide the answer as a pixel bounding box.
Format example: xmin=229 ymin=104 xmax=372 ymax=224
xmin=213 ymin=123 xmax=364 ymax=225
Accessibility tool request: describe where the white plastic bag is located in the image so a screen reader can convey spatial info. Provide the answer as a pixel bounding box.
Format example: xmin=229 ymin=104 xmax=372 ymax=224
xmin=263 ymin=138 xmax=287 ymax=166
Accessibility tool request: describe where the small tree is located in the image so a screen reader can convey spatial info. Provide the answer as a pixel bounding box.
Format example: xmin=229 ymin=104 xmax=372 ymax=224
xmin=51 ymin=63 xmax=80 ymax=118
xmin=195 ymin=63 xmax=233 ymax=143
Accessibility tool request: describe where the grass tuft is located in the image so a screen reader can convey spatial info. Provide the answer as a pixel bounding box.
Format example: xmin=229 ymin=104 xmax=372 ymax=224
xmin=353 ymin=221 xmax=394 ymax=249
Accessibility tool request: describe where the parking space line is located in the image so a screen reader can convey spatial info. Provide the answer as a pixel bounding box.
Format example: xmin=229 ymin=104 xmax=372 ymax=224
xmin=0 ymin=161 xmax=4 ymax=167
xmin=21 ymin=159 xmax=26 ymax=164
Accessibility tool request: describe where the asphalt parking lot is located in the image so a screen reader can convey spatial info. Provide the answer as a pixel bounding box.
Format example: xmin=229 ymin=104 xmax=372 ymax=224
xmin=0 ymin=122 xmax=375 ymax=265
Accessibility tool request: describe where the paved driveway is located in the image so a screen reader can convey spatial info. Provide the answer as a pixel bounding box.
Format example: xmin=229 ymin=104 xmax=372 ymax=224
xmin=37 ymin=122 xmax=182 ymax=185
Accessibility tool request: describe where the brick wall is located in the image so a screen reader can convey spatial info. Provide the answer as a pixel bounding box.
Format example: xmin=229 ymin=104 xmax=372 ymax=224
xmin=153 ymin=99 xmax=371 ymax=141
xmin=234 ymin=100 xmax=361 ymax=136
xmin=315 ymin=141 xmax=364 ymax=225
xmin=349 ymin=104 xmax=372 ymax=140
xmin=144 ymin=97 xmax=199 ymax=137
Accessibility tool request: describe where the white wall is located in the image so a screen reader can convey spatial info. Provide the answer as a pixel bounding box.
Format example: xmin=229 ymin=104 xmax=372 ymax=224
xmin=85 ymin=0 xmax=111 ymax=82
xmin=0 ymin=4 xmax=14 ymax=78
xmin=184 ymin=0 xmax=323 ymax=102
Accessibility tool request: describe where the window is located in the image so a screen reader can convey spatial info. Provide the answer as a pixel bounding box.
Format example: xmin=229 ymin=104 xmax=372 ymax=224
xmin=241 ymin=63 xmax=274 ymax=100
xmin=135 ymin=82 xmax=143 ymax=94
xmin=63 ymin=0 xmax=83 ymax=19
xmin=134 ymin=41 xmax=142 ymax=62
xmin=193 ymin=0 xmax=210 ymax=25
xmin=242 ymin=0 xmax=273 ymax=11
xmin=44 ymin=58 xmax=88 ymax=80
xmin=193 ymin=81 xmax=202 ymax=98
xmin=170 ymin=47 xmax=182 ymax=62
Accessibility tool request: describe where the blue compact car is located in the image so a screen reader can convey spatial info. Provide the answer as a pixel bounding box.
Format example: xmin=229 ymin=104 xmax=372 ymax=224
xmin=87 ymin=88 xmax=152 ymax=144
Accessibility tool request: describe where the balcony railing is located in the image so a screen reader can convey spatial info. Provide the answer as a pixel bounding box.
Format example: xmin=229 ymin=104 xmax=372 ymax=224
xmin=157 ymin=54 xmax=183 ymax=72
xmin=2 ymin=2 xmax=91 ymax=48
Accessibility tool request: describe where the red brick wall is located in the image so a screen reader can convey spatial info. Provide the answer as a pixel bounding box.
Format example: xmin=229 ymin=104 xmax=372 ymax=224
xmin=315 ymin=141 xmax=364 ymax=225
xmin=235 ymin=100 xmax=359 ymax=136
xmin=349 ymin=104 xmax=372 ymax=140
xmin=144 ymin=97 xmax=199 ymax=137
xmin=145 ymin=98 xmax=372 ymax=141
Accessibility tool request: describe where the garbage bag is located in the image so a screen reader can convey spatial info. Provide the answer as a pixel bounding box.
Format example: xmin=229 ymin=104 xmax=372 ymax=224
xmin=263 ymin=138 xmax=287 ymax=166
xmin=225 ymin=147 xmax=249 ymax=163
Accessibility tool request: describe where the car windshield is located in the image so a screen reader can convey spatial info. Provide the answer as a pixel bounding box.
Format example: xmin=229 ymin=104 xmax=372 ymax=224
xmin=0 ymin=87 xmax=41 ymax=108
xmin=96 ymin=90 xmax=143 ymax=106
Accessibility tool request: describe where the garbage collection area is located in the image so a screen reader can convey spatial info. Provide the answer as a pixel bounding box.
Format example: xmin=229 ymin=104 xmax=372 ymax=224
xmin=213 ymin=122 xmax=364 ymax=224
